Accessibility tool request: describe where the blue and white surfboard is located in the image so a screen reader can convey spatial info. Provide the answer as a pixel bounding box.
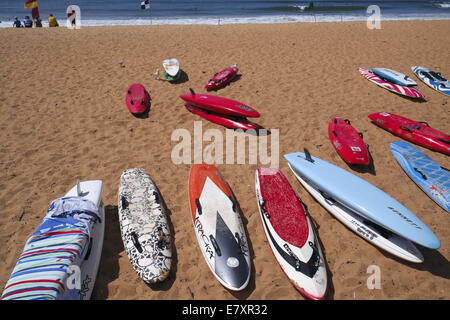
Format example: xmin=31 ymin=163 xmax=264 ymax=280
xmin=284 ymin=151 xmax=441 ymax=249
xmin=412 ymin=66 xmax=450 ymax=96
xmin=371 ymin=68 xmax=417 ymax=86
xmin=390 ymin=142 xmax=450 ymax=213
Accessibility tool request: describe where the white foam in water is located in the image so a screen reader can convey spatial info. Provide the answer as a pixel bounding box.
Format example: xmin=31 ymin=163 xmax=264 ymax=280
xmin=1 ymin=13 xmax=450 ymax=28
xmin=434 ymin=2 xmax=450 ymax=8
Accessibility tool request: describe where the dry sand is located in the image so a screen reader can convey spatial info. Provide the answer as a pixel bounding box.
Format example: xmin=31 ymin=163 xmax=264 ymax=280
xmin=0 ymin=20 xmax=449 ymax=300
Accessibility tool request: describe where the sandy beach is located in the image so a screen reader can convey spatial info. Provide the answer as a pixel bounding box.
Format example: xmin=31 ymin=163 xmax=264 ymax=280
xmin=0 ymin=20 xmax=449 ymax=300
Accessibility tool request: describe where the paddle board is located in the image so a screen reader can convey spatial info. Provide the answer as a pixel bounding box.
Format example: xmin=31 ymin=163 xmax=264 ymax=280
xmin=125 ymin=83 xmax=150 ymax=114
xmin=185 ymin=104 xmax=259 ymax=130
xmin=1 ymin=180 xmax=105 ymax=300
xmin=188 ymin=164 xmax=250 ymax=291
xmin=287 ymin=165 xmax=424 ymax=263
xmin=118 ymin=168 xmax=172 ymax=284
xmin=255 ymin=168 xmax=328 ymax=299
xmin=163 ymin=58 xmax=180 ymax=77
xmin=412 ymin=66 xmax=450 ymax=96
xmin=390 ymin=142 xmax=450 ymax=212
xmin=284 ymin=151 xmax=440 ymax=249
xmin=205 ymin=65 xmax=239 ymax=90
xmin=368 ymin=112 xmax=450 ymax=155
xmin=328 ymin=118 xmax=370 ymax=165
xmin=180 ymin=89 xmax=260 ymax=118
xmin=371 ymin=68 xmax=417 ymax=86
xmin=359 ymin=67 xmax=425 ymax=99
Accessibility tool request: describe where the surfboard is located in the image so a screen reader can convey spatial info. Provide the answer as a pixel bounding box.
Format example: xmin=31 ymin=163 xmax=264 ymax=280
xmin=125 ymin=83 xmax=150 ymax=114
xmin=180 ymin=90 xmax=260 ymax=118
xmin=284 ymin=151 xmax=440 ymax=249
xmin=1 ymin=180 xmax=105 ymax=300
xmin=287 ymin=166 xmax=424 ymax=263
xmin=368 ymin=112 xmax=450 ymax=155
xmin=359 ymin=68 xmax=425 ymax=99
xmin=188 ymin=164 xmax=250 ymax=291
xmin=371 ymin=68 xmax=417 ymax=86
xmin=185 ymin=104 xmax=259 ymax=130
xmin=205 ymin=65 xmax=239 ymax=90
xmin=64 ymin=180 xmax=104 ymax=300
xmin=162 ymin=58 xmax=180 ymax=77
xmin=390 ymin=142 xmax=450 ymax=213
xmin=328 ymin=118 xmax=369 ymax=165
xmin=412 ymin=66 xmax=450 ymax=96
xmin=255 ymin=168 xmax=328 ymax=299
xmin=118 ymin=168 xmax=172 ymax=284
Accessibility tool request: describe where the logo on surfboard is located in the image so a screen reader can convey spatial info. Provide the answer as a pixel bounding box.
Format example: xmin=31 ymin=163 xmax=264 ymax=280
xmin=234 ymin=104 xmax=254 ymax=112
xmin=387 ymin=207 xmax=422 ymax=230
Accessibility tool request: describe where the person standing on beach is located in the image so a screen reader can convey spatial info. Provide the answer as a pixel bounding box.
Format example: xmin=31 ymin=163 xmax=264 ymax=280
xmin=13 ymin=17 xmax=22 ymax=28
xmin=23 ymin=16 xmax=33 ymax=28
xmin=48 ymin=14 xmax=59 ymax=27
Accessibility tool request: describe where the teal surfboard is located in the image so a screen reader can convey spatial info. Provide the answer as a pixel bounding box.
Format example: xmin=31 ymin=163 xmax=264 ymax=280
xmin=284 ymin=151 xmax=440 ymax=249
xmin=390 ymin=142 xmax=450 ymax=213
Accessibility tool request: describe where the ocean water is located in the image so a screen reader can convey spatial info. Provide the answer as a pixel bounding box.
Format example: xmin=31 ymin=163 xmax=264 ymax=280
xmin=1 ymin=0 xmax=449 ymax=27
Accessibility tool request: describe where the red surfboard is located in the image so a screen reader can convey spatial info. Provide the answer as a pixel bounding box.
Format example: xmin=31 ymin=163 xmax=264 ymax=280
xmin=328 ymin=118 xmax=370 ymax=165
xmin=255 ymin=168 xmax=327 ymax=300
xmin=180 ymin=90 xmax=260 ymax=118
xmin=125 ymin=83 xmax=150 ymax=114
xmin=368 ymin=112 xmax=450 ymax=155
xmin=205 ymin=66 xmax=239 ymax=90
xmin=185 ymin=104 xmax=259 ymax=130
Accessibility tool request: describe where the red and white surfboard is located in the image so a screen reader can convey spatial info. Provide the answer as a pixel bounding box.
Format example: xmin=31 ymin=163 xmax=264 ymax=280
xmin=255 ymin=168 xmax=328 ymax=300
xmin=188 ymin=164 xmax=251 ymax=291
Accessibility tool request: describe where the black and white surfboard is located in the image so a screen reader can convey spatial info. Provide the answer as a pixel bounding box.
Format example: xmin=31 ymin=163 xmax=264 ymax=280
xmin=118 ymin=168 xmax=172 ymax=284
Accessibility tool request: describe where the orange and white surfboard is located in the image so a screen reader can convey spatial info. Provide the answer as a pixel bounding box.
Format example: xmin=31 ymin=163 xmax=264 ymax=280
xmin=188 ymin=164 xmax=250 ymax=291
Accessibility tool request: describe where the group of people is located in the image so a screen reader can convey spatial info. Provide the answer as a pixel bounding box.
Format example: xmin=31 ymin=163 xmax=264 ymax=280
xmin=13 ymin=14 xmax=59 ymax=28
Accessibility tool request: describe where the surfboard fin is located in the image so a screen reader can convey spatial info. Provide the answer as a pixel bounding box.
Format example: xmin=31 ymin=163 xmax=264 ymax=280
xmin=77 ymin=178 xmax=82 ymax=196
xmin=304 ymin=148 xmax=314 ymax=163
xmin=189 ymin=88 xmax=196 ymax=96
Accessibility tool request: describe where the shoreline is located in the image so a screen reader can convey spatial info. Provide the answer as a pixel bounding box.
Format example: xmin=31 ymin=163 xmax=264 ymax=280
xmin=1 ymin=15 xmax=450 ymax=28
